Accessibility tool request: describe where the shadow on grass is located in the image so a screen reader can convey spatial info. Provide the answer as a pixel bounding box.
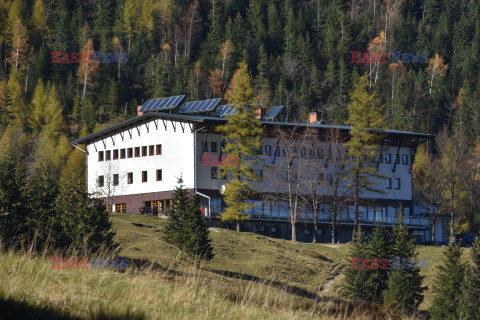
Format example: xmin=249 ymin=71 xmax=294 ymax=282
xmin=0 ymin=294 xmax=146 ymax=320
xmin=207 ymin=268 xmax=341 ymax=303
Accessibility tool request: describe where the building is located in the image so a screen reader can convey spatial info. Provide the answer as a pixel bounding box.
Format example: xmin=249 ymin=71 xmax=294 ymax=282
xmin=71 ymin=95 xmax=447 ymax=243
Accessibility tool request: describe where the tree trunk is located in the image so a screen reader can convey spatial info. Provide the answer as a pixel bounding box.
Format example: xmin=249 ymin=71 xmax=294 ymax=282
xmin=236 ymin=221 xmax=240 ymax=232
xmin=450 ymin=179 xmax=455 ymax=240
xmin=313 ymin=221 xmax=318 ymax=243
xmin=291 ymin=221 xmax=296 ymax=241
xmin=332 ymin=209 xmax=337 ymax=244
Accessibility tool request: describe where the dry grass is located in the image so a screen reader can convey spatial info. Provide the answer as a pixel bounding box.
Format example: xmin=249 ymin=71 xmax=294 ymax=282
xmin=0 ymin=213 xmax=461 ymax=319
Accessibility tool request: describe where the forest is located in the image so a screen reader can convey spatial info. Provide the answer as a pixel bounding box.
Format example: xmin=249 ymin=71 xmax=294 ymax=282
xmin=1 ymin=0 xmax=480 ymax=234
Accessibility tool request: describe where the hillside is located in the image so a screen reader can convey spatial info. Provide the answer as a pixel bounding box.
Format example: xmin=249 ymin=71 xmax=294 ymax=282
xmin=1 ymin=213 xmax=470 ymax=319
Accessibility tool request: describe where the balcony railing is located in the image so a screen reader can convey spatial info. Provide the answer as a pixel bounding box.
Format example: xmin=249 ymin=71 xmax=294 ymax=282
xmin=209 ymin=211 xmax=430 ymax=227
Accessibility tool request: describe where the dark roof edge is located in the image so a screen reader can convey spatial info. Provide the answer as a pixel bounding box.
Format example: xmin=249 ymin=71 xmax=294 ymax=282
xmin=71 ymin=112 xmax=434 ymax=145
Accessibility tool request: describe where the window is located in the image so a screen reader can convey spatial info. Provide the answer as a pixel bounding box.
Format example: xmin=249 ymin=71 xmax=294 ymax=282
xmin=282 ymin=147 xmax=287 ymax=157
xmin=264 ymin=145 xmax=271 ymax=155
xmin=211 ymin=142 xmax=217 ymax=153
xmin=156 ymin=169 xmax=162 ymax=181
xmin=113 ymin=149 xmax=119 ymax=160
xmin=256 ymin=169 xmax=263 ymax=178
xmin=105 ymin=150 xmax=111 ymax=160
xmin=149 ymin=145 xmax=155 ymax=156
xmin=115 ymin=203 xmax=126 ymax=213
xmin=135 ymin=147 xmax=140 ymax=157
xmin=300 ymin=148 xmax=306 ymax=158
xmin=120 ymin=149 xmax=126 ymax=159
xmin=127 ymin=148 xmax=133 ymax=158
xmin=98 ymin=175 xmax=104 ymax=187
xmin=142 ymin=146 xmax=147 ymax=156
xmin=259 ymin=226 xmax=265 ymax=232
xmin=305 ymin=229 xmax=310 ymax=235
xmin=113 ymin=174 xmax=119 ymax=186
xmin=386 ymin=178 xmax=392 ymax=189
xmin=317 ymin=229 xmax=323 ymax=235
xmin=211 ymin=167 xmax=217 ymax=179
xmin=317 ymin=149 xmax=324 ymax=159
xmin=98 ymin=151 xmax=104 ymax=162
xmin=326 ymin=174 xmax=333 ymax=185
xmin=318 ymin=173 xmax=324 ymax=181
xmin=402 ymin=154 xmax=408 ymax=165
xmin=394 ymin=178 xmax=401 ymax=189
xmin=271 ymin=227 xmax=276 ymax=233
xmin=156 ymin=144 xmax=162 ymax=155
xmin=142 ymin=171 xmax=148 ymax=182
xmin=220 ymin=168 xmax=227 ymax=180
xmin=378 ymin=154 xmax=383 ymax=163
xmin=127 ymin=172 xmax=133 ymax=184
xmin=202 ymin=141 xmax=208 ymax=152
xmin=385 ymin=153 xmax=391 ymax=163
xmin=394 ymin=154 xmax=400 ymax=164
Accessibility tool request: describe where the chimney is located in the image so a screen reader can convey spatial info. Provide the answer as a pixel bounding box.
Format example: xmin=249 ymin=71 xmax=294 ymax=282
xmin=255 ymin=108 xmax=265 ymax=120
xmin=137 ymin=106 xmax=143 ymax=117
xmin=309 ymin=111 xmax=319 ymax=124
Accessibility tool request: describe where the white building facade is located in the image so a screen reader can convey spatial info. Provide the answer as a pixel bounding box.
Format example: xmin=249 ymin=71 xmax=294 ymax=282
xmin=72 ymin=110 xmax=445 ymax=243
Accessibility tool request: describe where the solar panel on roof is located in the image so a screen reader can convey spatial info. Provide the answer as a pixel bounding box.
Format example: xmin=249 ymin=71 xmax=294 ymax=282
xmin=179 ymin=98 xmax=222 ymax=114
xmin=139 ymin=95 xmax=185 ymax=112
xmin=265 ymin=105 xmax=284 ymax=120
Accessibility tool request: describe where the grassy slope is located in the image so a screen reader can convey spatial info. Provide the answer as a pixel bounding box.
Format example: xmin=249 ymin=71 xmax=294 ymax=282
xmin=0 ymin=213 xmax=472 ymax=319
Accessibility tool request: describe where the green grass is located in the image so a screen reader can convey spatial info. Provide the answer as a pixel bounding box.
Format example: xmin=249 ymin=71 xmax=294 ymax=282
xmin=0 ymin=213 xmax=472 ymax=319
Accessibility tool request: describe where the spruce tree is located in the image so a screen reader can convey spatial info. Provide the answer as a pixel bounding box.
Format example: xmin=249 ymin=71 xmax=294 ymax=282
xmin=163 ymin=177 xmax=213 ymax=261
xmin=368 ymin=224 xmax=393 ymax=303
xmin=459 ymin=237 xmax=480 ymax=319
xmin=342 ymin=230 xmax=378 ymax=302
xmin=383 ymin=209 xmax=425 ymax=313
xmin=430 ymin=242 xmax=465 ymax=320
xmin=163 ymin=177 xmax=190 ymax=258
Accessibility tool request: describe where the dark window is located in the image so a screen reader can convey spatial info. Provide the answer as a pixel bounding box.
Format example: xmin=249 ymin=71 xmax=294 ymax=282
xmin=156 ymin=144 xmax=162 ymax=155
xmin=211 ymin=142 xmax=217 ymax=153
xmin=264 ymin=145 xmax=271 ymax=155
xmin=142 ymin=171 xmax=148 ymax=182
xmin=394 ymin=178 xmax=401 ymax=189
xmin=256 ymin=169 xmax=263 ymax=178
xmin=282 ymin=147 xmax=287 ymax=157
xmin=98 ymin=175 xmax=104 ymax=187
xmin=318 ymin=173 xmax=324 ymax=181
xmin=135 ymin=147 xmax=140 ymax=157
xmin=142 ymin=146 xmax=148 ymax=156
xmin=113 ymin=149 xmax=119 ymax=160
xmin=105 ymin=150 xmax=111 ymax=160
xmin=202 ymin=141 xmax=208 ymax=152
xmin=156 ymin=169 xmax=162 ymax=181
xmin=274 ymin=147 xmax=280 ymax=156
xmin=127 ymin=172 xmax=133 ymax=184
xmin=385 ymin=153 xmax=391 ymax=163
xmin=395 ymin=154 xmax=400 ymax=164
xmin=402 ymin=154 xmax=408 ymax=165
xmin=386 ymin=178 xmax=392 ymax=189
xmin=127 ymin=148 xmax=133 ymax=158
xmin=211 ymin=167 xmax=217 ymax=179
xmin=300 ymin=148 xmax=306 ymax=158
xmin=113 ymin=174 xmax=119 ymax=186
xmin=149 ymin=145 xmax=155 ymax=156
xmin=220 ymin=169 xmax=227 ymax=179
xmin=378 ymin=154 xmax=383 ymax=163
xmin=98 ymin=151 xmax=104 ymax=162
xmin=120 ymin=149 xmax=126 ymax=159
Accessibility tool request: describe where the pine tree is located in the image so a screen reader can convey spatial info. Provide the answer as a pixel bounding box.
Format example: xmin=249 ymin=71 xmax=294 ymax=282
xmin=459 ymin=237 xmax=480 ymax=319
xmin=368 ymin=224 xmax=393 ymax=303
xmin=383 ymin=208 xmax=425 ymax=313
xmin=430 ymin=242 xmax=466 ymax=319
xmin=54 ymin=176 xmax=116 ymax=254
xmin=342 ymin=230 xmax=377 ymax=302
xmin=345 ymin=75 xmax=386 ymax=238
xmin=216 ymin=61 xmax=263 ymax=231
xmin=163 ymin=177 xmax=213 ymax=261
